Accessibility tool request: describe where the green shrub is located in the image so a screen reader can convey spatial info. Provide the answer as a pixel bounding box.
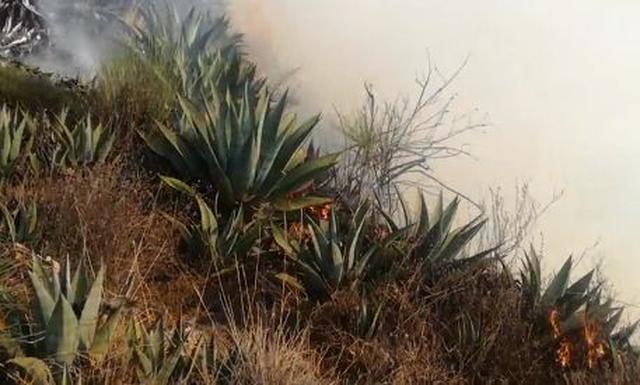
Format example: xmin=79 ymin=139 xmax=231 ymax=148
xmin=0 ymin=61 xmax=85 ymax=115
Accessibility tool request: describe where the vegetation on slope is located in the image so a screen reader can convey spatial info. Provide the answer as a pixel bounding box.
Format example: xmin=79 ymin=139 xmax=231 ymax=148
xmin=0 ymin=2 xmax=637 ymax=384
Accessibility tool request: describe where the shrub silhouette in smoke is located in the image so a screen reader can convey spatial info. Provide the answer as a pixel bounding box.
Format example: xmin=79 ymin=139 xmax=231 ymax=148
xmin=0 ymin=0 xmax=48 ymax=58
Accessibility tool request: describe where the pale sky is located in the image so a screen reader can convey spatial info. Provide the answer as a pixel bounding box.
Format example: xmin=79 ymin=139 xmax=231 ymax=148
xmin=229 ymin=0 xmax=640 ymax=311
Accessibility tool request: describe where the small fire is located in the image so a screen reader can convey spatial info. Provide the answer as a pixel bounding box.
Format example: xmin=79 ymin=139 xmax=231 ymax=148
xmin=549 ymin=308 xmax=572 ymax=368
xmin=308 ymin=203 xmax=332 ymax=220
xmin=548 ymin=308 xmax=609 ymax=370
xmin=584 ymin=317 xmax=607 ymax=369
xmin=557 ymin=339 xmax=573 ymax=368
xmin=549 ymin=308 xmax=562 ymax=338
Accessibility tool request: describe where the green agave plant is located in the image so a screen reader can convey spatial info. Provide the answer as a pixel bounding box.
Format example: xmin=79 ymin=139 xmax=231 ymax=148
xmin=0 ymin=199 xmax=37 ymax=244
xmin=49 ymin=110 xmax=114 ymax=169
xmin=128 ymin=1 xmax=261 ymax=104
xmin=378 ymin=193 xmax=493 ymax=277
xmin=520 ymin=249 xmax=597 ymax=328
xmin=1 ymin=256 xmax=123 ymax=368
xmin=274 ymin=205 xmax=406 ymax=299
xmin=128 ymin=317 xmax=188 ymax=385
xmin=142 ymin=86 xmax=337 ymax=210
xmin=0 ymin=104 xmax=33 ymax=178
xmin=519 ymin=248 xmax=638 ymax=366
xmin=356 ymin=297 xmax=385 ymax=340
xmin=160 ymin=176 xmax=258 ymax=261
xmin=410 ymin=195 xmax=490 ymax=273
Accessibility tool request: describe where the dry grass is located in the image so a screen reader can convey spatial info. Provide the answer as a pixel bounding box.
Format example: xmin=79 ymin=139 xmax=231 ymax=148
xmin=0 ymin=162 xmax=205 ymax=318
xmin=211 ymin=319 xmax=336 ymax=385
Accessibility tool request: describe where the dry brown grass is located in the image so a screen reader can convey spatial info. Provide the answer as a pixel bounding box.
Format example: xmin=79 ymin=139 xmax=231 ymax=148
xmin=2 ymin=163 xmax=637 ymax=385
xmin=0 ymin=162 xmax=206 ymax=318
xmin=209 ymin=319 xmax=336 ymax=385
xmin=301 ymin=261 xmax=640 ymax=385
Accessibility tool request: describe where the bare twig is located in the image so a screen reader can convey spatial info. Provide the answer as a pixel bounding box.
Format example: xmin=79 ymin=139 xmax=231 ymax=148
xmin=331 ymin=55 xmax=486 ymax=214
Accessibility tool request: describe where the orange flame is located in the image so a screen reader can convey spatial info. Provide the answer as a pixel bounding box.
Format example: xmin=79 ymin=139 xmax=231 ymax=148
xmin=557 ymin=339 xmax=573 ymax=368
xmin=584 ymin=317 xmax=607 ymax=369
xmin=548 ymin=308 xmax=609 ymax=370
xmin=308 ymin=203 xmax=332 ymax=220
xmin=549 ymin=308 xmax=562 ymax=338
xmin=550 ymin=308 xmax=572 ymax=368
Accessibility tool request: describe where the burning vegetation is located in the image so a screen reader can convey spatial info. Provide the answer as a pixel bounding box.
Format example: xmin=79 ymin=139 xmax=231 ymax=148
xmin=0 ymin=1 xmax=638 ymax=385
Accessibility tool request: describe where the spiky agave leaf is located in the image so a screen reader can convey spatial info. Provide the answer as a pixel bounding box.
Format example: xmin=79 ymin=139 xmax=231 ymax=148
xmin=45 ymin=295 xmax=79 ymax=365
xmin=0 ymin=199 xmax=38 ymax=244
xmin=49 ymin=110 xmax=114 ymax=169
xmin=129 ymin=316 xmax=187 ymax=385
xmin=145 ymin=87 xmax=337 ymax=210
xmin=160 ymin=176 xmax=257 ymax=261
xmin=0 ymin=104 xmax=33 ymax=178
xmin=276 ymin=205 xmax=407 ymax=299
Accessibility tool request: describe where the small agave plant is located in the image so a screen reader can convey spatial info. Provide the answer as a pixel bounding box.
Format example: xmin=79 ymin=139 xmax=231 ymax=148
xmin=520 ymin=248 xmax=638 ymax=369
xmin=273 ymin=204 xmax=407 ymax=300
xmin=128 ymin=317 xmax=189 ymax=385
xmin=0 ymin=104 xmax=34 ymax=178
xmin=0 ymin=199 xmax=37 ymax=244
xmin=409 ymin=194 xmax=491 ymax=274
xmin=160 ymin=176 xmax=258 ymax=261
xmin=379 ymin=192 xmax=493 ymax=277
xmin=1 ymin=255 xmax=124 ymax=377
xmin=48 ymin=109 xmax=114 ymax=169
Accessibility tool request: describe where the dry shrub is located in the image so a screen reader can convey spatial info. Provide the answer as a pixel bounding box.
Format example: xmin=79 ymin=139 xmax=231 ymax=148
xmin=212 ymin=320 xmax=336 ymax=385
xmin=0 ymin=163 xmax=203 ymax=317
xmin=91 ymin=53 xmax=174 ymax=136
xmin=304 ymin=259 xmax=636 ymax=385
xmin=308 ymin=288 xmax=464 ymax=385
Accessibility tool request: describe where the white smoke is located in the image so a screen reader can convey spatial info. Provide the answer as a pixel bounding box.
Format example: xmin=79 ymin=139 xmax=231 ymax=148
xmin=28 ymin=0 xmax=227 ymax=77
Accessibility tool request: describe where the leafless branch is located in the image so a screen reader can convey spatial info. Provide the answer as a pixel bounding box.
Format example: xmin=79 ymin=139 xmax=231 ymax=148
xmin=331 ymin=55 xmax=486 ymax=214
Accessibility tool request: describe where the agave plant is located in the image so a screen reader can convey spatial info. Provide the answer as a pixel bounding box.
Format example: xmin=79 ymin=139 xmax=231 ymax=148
xmin=378 ymin=193 xmax=493 ymax=277
xmin=143 ymin=86 xmax=337 ymax=210
xmin=0 ymin=199 xmax=37 ymax=244
xmin=160 ymin=176 xmax=257 ymax=261
xmin=128 ymin=317 xmax=189 ymax=385
xmin=356 ymin=297 xmax=385 ymax=340
xmin=0 ymin=104 xmax=33 ymax=177
xmin=410 ymin=195 xmax=491 ymax=272
xmin=274 ymin=205 xmax=406 ymax=299
xmin=519 ymin=248 xmax=638 ymax=369
xmin=48 ymin=110 xmax=114 ymax=169
xmin=520 ymin=249 xmax=596 ymax=328
xmin=1 ymin=256 xmax=124 ymax=367
xmin=127 ymin=1 xmax=261 ymax=104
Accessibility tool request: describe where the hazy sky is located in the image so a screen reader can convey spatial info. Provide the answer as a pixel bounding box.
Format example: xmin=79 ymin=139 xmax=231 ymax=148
xmin=229 ymin=0 xmax=640 ymax=311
